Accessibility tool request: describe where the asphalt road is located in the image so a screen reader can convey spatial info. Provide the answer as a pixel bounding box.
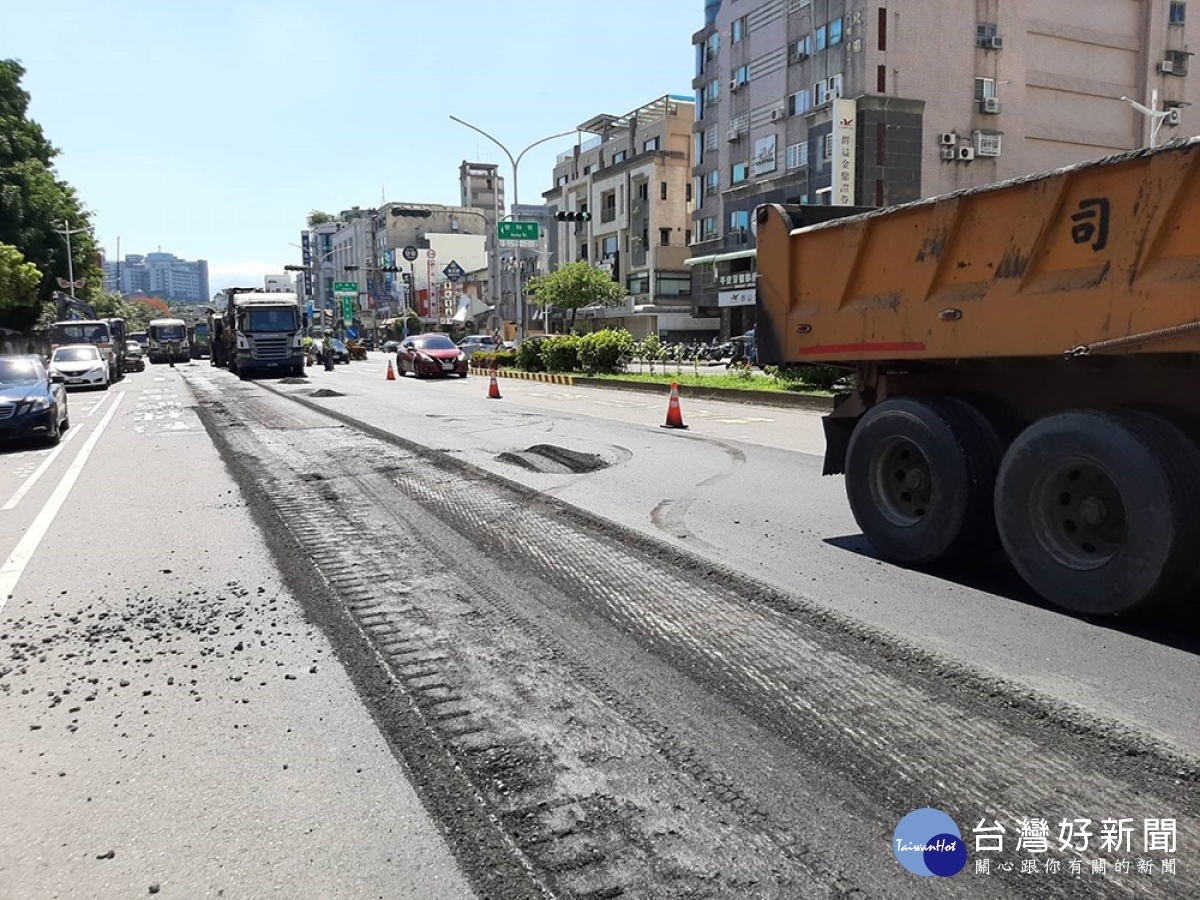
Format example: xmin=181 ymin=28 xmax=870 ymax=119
xmin=0 ymin=367 xmax=476 ymax=900
xmin=167 ymin=356 xmax=1198 ymax=899
xmin=264 ymin=354 xmax=1200 ymax=758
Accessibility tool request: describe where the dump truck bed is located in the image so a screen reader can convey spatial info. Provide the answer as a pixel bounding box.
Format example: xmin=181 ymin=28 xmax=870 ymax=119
xmin=756 ymin=137 xmax=1200 ymax=367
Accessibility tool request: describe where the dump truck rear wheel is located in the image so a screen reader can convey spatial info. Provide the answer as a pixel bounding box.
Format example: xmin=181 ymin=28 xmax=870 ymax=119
xmin=845 ymin=397 xmax=1004 ymax=565
xmin=995 ymin=410 xmax=1200 ymax=616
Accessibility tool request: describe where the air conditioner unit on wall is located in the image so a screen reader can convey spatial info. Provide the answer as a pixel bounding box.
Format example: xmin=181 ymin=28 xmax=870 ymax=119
xmin=973 ymin=131 xmax=1002 ymax=157
xmin=981 ymin=98 xmax=1003 ymax=114
xmin=958 ymin=146 xmax=975 ymax=161
xmin=770 ymin=107 xmax=786 ymax=122
xmin=940 ymin=146 xmax=957 ymax=161
xmin=1167 ymin=107 xmax=1183 ymax=126
xmin=1160 ymin=59 xmax=1176 ymax=74
xmin=939 ymin=132 xmax=957 ymax=146
xmin=986 ymin=36 xmax=1004 ymax=50
xmin=730 ymin=80 xmax=740 ymax=91
xmin=727 ymin=129 xmax=742 ymax=142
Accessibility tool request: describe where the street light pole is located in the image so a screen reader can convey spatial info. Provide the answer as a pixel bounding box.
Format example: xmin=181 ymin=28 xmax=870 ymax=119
xmin=449 ymin=116 xmax=575 ymax=342
xmin=52 ymin=219 xmax=93 ymax=299
xmin=1121 ymin=89 xmax=1172 ymax=148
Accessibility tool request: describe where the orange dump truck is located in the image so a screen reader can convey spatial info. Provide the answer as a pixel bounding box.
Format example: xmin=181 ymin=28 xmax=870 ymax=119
xmin=756 ymin=137 xmax=1200 ymax=618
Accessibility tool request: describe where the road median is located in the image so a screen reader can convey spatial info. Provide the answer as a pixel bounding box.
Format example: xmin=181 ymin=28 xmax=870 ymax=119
xmin=467 ymin=367 xmax=835 ymax=411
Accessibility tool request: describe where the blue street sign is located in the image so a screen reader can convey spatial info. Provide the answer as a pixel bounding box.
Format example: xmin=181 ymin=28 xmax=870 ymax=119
xmin=347 ymin=327 xmax=359 ymax=340
xmin=442 ymin=260 xmax=465 ymax=282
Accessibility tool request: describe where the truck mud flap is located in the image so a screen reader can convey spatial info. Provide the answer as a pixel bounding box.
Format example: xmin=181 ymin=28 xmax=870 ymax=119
xmin=821 ymin=414 xmax=856 ymax=476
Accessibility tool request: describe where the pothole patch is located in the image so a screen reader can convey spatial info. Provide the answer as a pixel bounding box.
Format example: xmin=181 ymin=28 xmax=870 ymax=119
xmin=279 ymin=377 xmax=310 ymax=384
xmin=496 ymin=444 xmax=609 ymax=475
xmin=309 ymin=389 xmax=345 ymax=398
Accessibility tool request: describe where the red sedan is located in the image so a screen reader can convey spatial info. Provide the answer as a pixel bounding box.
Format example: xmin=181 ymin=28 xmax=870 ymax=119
xmin=396 ymin=333 xmax=469 ymax=378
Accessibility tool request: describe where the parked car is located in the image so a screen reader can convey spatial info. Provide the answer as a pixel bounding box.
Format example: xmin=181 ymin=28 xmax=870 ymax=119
xmin=396 ymin=334 xmax=469 ymax=378
xmin=128 ymin=331 xmax=149 ymax=351
xmin=328 ymin=339 xmax=351 ymax=365
xmin=49 ymin=344 xmax=110 ymax=389
xmin=0 ymin=354 xmax=69 ymax=445
xmin=457 ymin=334 xmax=499 ymax=359
xmin=123 ymin=339 xmax=146 ymax=373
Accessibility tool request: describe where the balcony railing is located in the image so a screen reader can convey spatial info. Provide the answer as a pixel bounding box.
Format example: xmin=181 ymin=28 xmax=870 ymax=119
xmin=601 ymin=207 xmax=617 ymax=223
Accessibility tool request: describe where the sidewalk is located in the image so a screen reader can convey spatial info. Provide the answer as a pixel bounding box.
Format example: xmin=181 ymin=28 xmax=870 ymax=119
xmin=0 ymin=370 xmax=476 ymax=900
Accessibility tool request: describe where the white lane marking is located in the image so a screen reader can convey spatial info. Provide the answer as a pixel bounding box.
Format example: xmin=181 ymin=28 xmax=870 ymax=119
xmin=87 ymin=394 xmax=110 ymax=418
xmin=0 ymin=394 xmax=125 ymax=611
xmin=1 ymin=426 xmax=83 ymax=511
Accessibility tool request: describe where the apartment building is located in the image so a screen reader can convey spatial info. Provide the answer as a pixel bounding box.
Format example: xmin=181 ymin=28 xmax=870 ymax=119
xmin=690 ymin=0 xmax=1195 ymax=335
xmin=103 ymin=251 xmax=210 ymax=303
xmin=545 ymin=95 xmax=720 ymax=340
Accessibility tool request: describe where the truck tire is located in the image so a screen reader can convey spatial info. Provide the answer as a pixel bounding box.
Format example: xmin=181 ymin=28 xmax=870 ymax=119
xmin=845 ymin=396 xmax=1004 ymax=565
xmin=994 ymin=410 xmax=1200 ymax=616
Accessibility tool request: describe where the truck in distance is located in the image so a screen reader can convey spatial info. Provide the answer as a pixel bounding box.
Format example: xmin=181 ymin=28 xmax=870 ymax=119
xmin=755 ymin=137 xmax=1200 ymax=618
xmin=147 ymin=318 xmax=190 ymax=364
xmin=211 ymin=288 xmax=304 ymax=378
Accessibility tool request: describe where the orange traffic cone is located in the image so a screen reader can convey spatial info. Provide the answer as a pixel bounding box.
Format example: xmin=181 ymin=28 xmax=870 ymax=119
xmin=386 ymin=358 xmax=396 ymax=380
xmin=487 ymin=367 xmax=502 ymax=400
xmin=661 ymin=382 xmax=688 ymax=429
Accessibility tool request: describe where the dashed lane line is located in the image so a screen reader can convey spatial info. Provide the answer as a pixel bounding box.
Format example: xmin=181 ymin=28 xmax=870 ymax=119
xmin=0 ymin=394 xmax=124 ymax=611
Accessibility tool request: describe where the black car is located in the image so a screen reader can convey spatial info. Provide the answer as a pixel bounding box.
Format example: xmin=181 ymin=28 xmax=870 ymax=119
xmin=0 ymin=355 xmax=69 ymax=445
xmin=328 ymin=339 xmax=351 ymax=365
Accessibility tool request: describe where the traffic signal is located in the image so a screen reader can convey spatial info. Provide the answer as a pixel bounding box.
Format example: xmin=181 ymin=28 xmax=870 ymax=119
xmin=555 ymin=211 xmax=591 ymax=222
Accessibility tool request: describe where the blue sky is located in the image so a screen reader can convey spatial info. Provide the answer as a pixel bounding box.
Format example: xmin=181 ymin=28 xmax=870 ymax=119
xmin=3 ymin=0 xmax=698 ymax=293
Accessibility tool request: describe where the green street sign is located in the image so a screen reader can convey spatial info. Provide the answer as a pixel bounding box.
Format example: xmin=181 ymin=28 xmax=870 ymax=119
xmin=341 ymin=297 xmax=354 ymax=323
xmin=333 ymin=281 xmax=358 ymax=292
xmin=498 ymin=221 xmax=539 ymax=241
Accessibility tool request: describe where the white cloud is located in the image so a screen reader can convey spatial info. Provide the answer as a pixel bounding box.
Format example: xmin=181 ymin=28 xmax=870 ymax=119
xmin=208 ymin=261 xmax=285 ymax=295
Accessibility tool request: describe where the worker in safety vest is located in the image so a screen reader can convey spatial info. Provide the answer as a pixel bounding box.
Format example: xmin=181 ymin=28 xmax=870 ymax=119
xmin=322 ymin=331 xmax=335 ymax=371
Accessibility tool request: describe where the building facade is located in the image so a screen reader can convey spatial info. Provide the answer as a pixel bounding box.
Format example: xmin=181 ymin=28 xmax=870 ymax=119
xmin=545 ymin=95 xmax=719 ymax=340
xmin=103 ymin=251 xmax=210 ymax=303
xmin=689 ymin=0 xmax=1195 ymax=335
xmin=297 ymin=205 xmax=490 ymax=332
xmin=460 ymin=161 xmax=506 ymax=315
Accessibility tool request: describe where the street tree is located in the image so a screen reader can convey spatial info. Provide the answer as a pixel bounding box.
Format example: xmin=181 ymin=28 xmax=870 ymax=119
xmin=525 ymin=262 xmax=626 ymax=329
xmin=0 ymin=60 xmax=101 ymax=329
xmin=0 ymin=242 xmax=41 ymax=313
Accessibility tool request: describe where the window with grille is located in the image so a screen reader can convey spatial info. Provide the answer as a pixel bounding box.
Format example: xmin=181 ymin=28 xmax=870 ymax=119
xmin=786 ymin=142 xmax=809 ymax=169
xmin=731 ymin=113 xmax=750 ymax=133
xmin=705 ymin=126 xmax=719 ymax=151
xmin=823 ymin=133 xmax=834 ymax=160
xmin=787 ymin=0 xmax=811 ymax=11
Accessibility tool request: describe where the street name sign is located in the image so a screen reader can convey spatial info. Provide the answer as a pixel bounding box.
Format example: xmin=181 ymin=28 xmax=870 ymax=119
xmin=498 ymin=221 xmax=540 ymax=249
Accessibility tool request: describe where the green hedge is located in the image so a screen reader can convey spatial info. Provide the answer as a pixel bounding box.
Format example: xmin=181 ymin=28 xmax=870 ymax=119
xmin=516 ymin=329 xmax=633 ymax=375
xmin=470 ymin=350 xmax=517 ymax=369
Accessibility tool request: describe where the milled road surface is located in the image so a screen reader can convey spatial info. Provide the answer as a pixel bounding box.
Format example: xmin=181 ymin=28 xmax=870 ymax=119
xmin=0 ymin=368 xmax=476 ymax=900
xmin=179 ymin=361 xmax=1198 ymax=899
xmin=265 ymin=354 xmax=1200 ymax=757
